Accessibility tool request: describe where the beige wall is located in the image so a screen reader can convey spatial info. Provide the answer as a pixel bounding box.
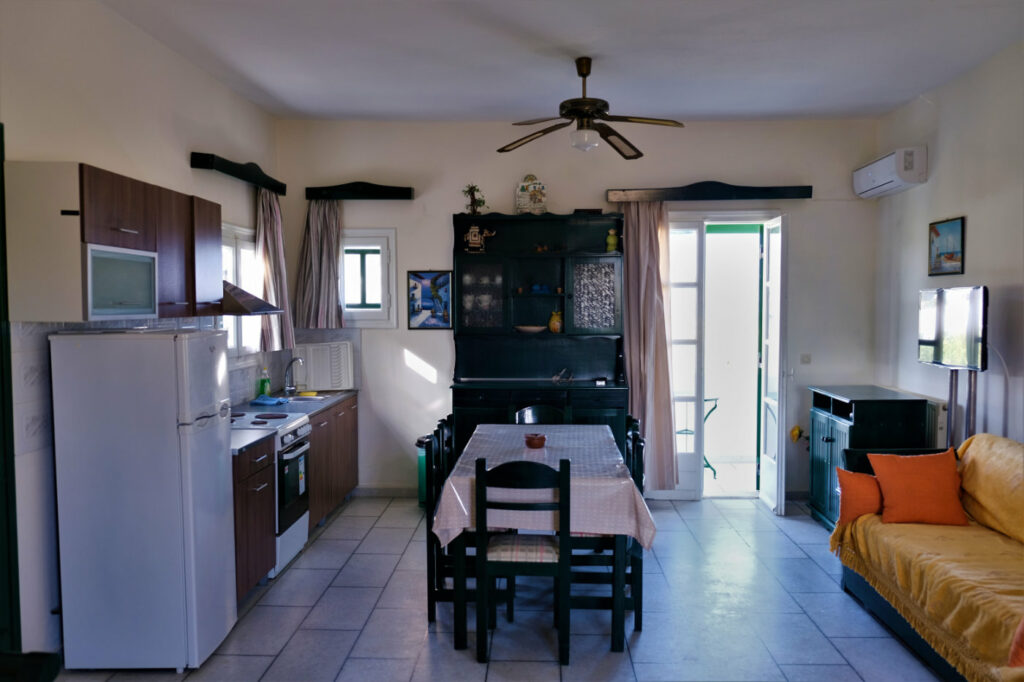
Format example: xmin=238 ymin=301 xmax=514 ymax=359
xmin=0 ymin=0 xmax=275 ymax=652
xmin=274 ymin=117 xmax=881 ymax=498
xmin=874 ymin=41 xmax=1024 ymax=442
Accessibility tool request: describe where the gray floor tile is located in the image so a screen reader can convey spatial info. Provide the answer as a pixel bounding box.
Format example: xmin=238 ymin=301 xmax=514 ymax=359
xmin=487 ymin=608 xmax=561 ymax=661
xmin=261 ymin=629 xmax=357 ymax=682
xmin=672 ymin=500 xmax=725 ymax=518
xmin=217 ymin=605 xmax=309 ymax=655
xmin=55 ymin=672 xmax=113 ymax=682
xmin=648 ymin=507 xmax=687 ymax=530
xmin=356 ymin=526 xmax=415 ymax=554
xmin=793 ymin=593 xmax=890 ymax=637
xmin=350 ymin=608 xmax=428 ymax=659
xmin=322 ymin=514 xmax=376 ymax=540
xmin=760 ymin=556 xmax=842 ymax=592
xmin=397 ymin=540 xmax=428 ymax=571
xmin=302 ymin=586 xmax=381 ymax=630
xmin=410 ymin=631 xmax=485 ymax=682
xmin=260 ymin=568 xmax=336 ymax=606
xmin=336 ymin=656 xmax=415 ymax=682
xmin=340 ymin=497 xmax=392 ymax=517
xmin=750 ymin=612 xmax=846 ymax=664
xmin=831 ymin=637 xmax=942 ymax=682
xmin=742 ymin=530 xmax=808 ymax=558
xmin=799 ymin=541 xmax=845 ymax=578
xmin=333 ymin=552 xmax=401 ymax=587
xmin=107 ymin=674 xmax=186 ymax=682
xmin=487 ymin=661 xmax=561 ymax=681
xmin=561 ymin=634 xmax=636 ymax=681
xmin=184 ymin=654 xmax=273 ymax=681
xmin=375 ymin=500 xmax=424 ymax=528
xmin=773 ymin=515 xmax=833 ymax=544
xmin=780 ymin=664 xmax=863 ymax=682
xmin=379 ymin=569 xmax=428 ymax=610
xmin=291 ymin=539 xmax=359 ymax=570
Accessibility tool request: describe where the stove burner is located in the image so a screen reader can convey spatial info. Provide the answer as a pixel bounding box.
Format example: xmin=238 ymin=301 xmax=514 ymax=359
xmin=231 ymin=412 xmax=244 ymax=418
xmin=252 ymin=420 xmax=268 ymax=425
xmin=254 ymin=413 xmax=289 ymax=420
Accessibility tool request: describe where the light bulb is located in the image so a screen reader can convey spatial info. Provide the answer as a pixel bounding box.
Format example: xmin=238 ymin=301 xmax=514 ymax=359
xmin=570 ymin=128 xmax=600 ymax=152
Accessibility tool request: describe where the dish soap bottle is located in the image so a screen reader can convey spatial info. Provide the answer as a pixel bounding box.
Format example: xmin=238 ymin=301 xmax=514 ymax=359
xmin=257 ymin=367 xmax=271 ymax=397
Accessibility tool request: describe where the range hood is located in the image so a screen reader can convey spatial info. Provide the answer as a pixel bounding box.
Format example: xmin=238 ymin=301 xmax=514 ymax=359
xmin=222 ymin=280 xmax=282 ymax=315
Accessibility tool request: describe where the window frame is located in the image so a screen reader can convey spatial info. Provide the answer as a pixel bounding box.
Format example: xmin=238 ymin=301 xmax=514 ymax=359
xmin=221 ymin=223 xmax=262 ymax=362
xmin=339 ymin=227 xmax=397 ymax=329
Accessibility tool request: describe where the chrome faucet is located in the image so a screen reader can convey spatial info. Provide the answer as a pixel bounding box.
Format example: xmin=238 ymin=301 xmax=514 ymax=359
xmin=283 ymin=357 xmax=304 ymax=395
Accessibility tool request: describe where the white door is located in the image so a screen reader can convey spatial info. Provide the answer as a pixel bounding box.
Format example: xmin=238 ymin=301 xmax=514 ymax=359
xmin=758 ymin=217 xmax=787 ymax=514
xmin=176 ymin=330 xmax=229 ymax=423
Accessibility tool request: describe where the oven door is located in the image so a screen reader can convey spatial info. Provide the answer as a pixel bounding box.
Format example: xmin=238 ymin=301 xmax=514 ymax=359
xmin=277 ymin=440 xmax=310 ymax=534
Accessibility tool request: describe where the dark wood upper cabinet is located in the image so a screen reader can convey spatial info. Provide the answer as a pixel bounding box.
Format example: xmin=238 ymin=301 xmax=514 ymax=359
xmin=154 ymin=185 xmax=194 ymax=318
xmin=192 ymin=197 xmax=223 ymax=317
xmin=80 ymin=164 xmax=154 ymax=251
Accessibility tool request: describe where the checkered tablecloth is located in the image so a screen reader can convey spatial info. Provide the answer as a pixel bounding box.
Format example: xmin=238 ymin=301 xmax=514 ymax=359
xmin=432 ymin=424 xmax=656 ymax=548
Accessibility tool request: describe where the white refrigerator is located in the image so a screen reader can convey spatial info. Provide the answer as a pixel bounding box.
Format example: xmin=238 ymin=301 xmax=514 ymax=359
xmin=50 ymin=330 xmax=237 ymax=671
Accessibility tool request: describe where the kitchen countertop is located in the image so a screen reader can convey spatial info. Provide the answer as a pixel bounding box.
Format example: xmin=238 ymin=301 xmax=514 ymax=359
xmin=229 ymin=390 xmax=357 ymax=454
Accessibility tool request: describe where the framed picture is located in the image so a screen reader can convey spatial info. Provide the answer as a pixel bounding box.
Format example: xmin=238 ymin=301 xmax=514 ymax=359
xmin=408 ymin=270 xmax=452 ymax=329
xmin=928 ymin=217 xmax=965 ymax=276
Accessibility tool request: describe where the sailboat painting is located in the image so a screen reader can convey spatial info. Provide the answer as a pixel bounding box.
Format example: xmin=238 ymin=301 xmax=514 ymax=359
xmin=928 ymin=217 xmax=964 ymax=276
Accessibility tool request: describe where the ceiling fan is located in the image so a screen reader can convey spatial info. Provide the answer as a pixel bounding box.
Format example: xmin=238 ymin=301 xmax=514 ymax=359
xmin=497 ymin=56 xmax=684 ymax=160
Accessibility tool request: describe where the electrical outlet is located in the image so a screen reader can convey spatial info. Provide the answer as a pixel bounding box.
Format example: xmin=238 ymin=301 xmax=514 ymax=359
xmin=800 ymin=353 xmax=812 ymax=365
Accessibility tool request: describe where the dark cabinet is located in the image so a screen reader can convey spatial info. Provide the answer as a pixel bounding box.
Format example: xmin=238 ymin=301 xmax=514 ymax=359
xmin=808 ymin=385 xmax=928 ymax=529
xmin=453 ymin=212 xmax=623 ymax=336
xmin=232 ymin=435 xmax=276 ymax=602
xmin=308 ymin=395 xmax=359 ymax=530
xmin=80 ymin=164 xmax=154 ymax=251
xmin=157 ymin=192 xmax=224 ymax=318
xmin=192 ymin=197 xmax=224 ymax=317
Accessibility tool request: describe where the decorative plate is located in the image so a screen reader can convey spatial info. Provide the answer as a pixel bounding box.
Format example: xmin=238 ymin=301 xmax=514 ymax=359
xmin=514 ymin=325 xmax=546 ymax=333
xmin=514 ymin=174 xmax=546 ymax=215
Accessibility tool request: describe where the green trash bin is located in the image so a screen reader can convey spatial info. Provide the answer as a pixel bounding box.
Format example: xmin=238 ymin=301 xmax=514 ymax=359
xmin=416 ymin=435 xmax=430 ymax=507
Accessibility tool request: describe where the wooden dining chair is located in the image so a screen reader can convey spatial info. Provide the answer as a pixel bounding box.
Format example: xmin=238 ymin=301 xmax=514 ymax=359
xmin=425 ymin=417 xmax=479 ymax=623
xmin=475 ymin=457 xmax=571 ymax=665
xmin=514 ymin=404 xmax=565 ymax=425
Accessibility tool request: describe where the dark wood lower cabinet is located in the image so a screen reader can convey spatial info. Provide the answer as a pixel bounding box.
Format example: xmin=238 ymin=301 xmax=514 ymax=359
xmin=232 ymin=436 xmax=276 ymax=602
xmin=309 ymin=395 xmax=359 ymax=530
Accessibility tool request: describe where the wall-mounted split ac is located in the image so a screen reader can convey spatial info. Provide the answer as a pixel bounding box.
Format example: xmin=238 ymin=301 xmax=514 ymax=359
xmin=853 ymin=146 xmax=928 ymax=198
xmin=292 ymin=342 xmax=355 ymax=391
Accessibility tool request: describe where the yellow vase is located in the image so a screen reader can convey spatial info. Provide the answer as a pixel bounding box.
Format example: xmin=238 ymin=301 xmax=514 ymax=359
xmin=548 ymin=310 xmax=564 ymax=334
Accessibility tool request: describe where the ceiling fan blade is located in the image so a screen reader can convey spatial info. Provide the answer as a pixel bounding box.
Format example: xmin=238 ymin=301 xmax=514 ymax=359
xmin=598 ymin=113 xmax=684 ymax=128
xmin=497 ymin=120 xmax=572 ymax=153
xmin=513 ymin=116 xmax=564 ymax=126
xmin=592 ymin=122 xmax=643 ymax=160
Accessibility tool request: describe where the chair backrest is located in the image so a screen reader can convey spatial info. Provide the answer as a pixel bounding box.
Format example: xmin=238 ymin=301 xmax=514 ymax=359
xmin=424 ymin=429 xmax=444 ymax=525
xmin=514 ymin=405 xmax=565 ymax=425
xmin=631 ymin=436 xmax=646 ymax=493
xmin=437 ymin=414 xmax=456 ymax=476
xmin=475 ymin=458 xmax=570 ymax=543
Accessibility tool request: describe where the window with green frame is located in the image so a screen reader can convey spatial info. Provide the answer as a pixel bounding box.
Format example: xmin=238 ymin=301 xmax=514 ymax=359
xmin=339 ymin=228 xmax=397 ymax=328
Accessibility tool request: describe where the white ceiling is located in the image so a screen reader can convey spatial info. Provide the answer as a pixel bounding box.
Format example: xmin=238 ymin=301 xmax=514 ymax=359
xmin=99 ymin=0 xmax=1023 ymax=122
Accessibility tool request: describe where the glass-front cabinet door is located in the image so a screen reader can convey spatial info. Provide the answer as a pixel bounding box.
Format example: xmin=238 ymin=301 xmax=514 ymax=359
xmin=566 ymin=256 xmax=622 ymax=334
xmin=455 ymin=256 xmax=506 ymax=333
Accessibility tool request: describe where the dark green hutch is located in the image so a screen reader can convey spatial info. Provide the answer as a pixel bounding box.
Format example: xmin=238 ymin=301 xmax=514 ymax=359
xmin=452 ymin=212 xmax=629 ymax=455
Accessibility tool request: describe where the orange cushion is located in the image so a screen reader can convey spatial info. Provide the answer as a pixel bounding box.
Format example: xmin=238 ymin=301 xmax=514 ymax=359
xmin=867 ymin=449 xmax=969 ymax=525
xmin=836 ymin=468 xmax=881 ymax=526
xmin=1011 ymin=615 xmax=1024 ymax=667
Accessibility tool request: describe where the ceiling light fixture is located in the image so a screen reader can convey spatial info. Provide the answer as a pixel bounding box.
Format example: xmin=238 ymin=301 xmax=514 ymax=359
xmin=569 ymin=120 xmax=600 ymax=152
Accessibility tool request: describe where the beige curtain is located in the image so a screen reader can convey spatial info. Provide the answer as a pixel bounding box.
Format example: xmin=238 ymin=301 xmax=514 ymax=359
xmin=294 ymin=199 xmax=343 ymax=328
xmin=256 ymin=188 xmax=296 ymax=351
xmin=621 ymin=201 xmax=676 ymax=490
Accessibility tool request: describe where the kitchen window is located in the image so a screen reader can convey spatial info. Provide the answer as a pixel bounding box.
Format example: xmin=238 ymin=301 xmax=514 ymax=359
xmin=339 ymin=228 xmax=397 ymax=328
xmin=222 ymin=224 xmax=263 ymax=356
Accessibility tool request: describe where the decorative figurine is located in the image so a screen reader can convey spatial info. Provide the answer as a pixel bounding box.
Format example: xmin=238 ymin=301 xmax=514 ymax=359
xmin=515 ymin=174 xmax=547 ymax=215
xmin=462 ymin=183 xmax=487 ymax=215
xmin=606 ymin=228 xmax=619 ymax=252
xmin=547 ymin=310 xmax=564 ymax=333
xmin=464 ymin=224 xmax=495 ymax=252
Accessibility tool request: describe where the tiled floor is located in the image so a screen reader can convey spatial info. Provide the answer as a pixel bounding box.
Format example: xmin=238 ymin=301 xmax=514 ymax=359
xmin=56 ymin=497 xmax=942 ymax=682
xmin=702 ymin=461 xmax=758 ymax=497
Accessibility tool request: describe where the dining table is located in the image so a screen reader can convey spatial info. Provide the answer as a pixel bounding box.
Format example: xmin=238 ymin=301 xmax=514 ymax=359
xmin=432 ymin=423 xmax=657 ymax=653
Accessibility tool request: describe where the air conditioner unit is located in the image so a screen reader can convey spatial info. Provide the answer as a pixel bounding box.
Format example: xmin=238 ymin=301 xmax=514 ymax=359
xmin=292 ymin=341 xmax=355 ymax=391
xmin=853 ymin=146 xmax=927 ymax=198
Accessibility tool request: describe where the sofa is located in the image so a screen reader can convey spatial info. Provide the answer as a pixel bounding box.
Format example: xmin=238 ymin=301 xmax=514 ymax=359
xmin=830 ymin=433 xmax=1024 ymax=682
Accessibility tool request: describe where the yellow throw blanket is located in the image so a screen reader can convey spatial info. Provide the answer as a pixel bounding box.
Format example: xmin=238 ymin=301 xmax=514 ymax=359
xmin=834 ymin=515 xmax=1024 ymax=682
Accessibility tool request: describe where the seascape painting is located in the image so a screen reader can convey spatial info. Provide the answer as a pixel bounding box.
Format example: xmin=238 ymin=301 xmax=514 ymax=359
xmin=928 ymin=217 xmax=964 ymax=276
xmin=408 ymin=271 xmax=451 ymax=329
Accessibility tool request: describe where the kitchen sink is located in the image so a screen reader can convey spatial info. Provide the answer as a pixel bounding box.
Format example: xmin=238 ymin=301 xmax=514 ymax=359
xmin=288 ymin=396 xmax=326 ymax=402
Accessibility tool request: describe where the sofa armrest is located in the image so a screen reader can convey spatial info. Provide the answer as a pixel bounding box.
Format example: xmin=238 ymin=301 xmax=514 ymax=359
xmin=841 ymin=448 xmax=948 ymax=474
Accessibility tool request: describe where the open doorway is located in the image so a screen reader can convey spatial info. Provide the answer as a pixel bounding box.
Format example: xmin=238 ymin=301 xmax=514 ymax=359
xmin=703 ymin=224 xmax=761 ymax=496
xmin=666 ymin=213 xmax=786 ymax=510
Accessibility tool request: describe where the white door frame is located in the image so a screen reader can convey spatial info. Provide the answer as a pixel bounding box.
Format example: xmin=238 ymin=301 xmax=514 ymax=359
xmin=650 ymin=209 xmax=788 ymax=511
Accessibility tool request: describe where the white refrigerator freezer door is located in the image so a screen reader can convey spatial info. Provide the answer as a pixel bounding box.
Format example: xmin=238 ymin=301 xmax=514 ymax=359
xmin=179 ymin=411 xmax=237 ymax=667
xmin=177 ymin=330 xmax=229 ymax=423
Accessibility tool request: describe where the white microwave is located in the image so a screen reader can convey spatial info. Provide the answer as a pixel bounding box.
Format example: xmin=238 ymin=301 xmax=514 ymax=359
xmin=84 ymin=244 xmax=158 ymax=320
